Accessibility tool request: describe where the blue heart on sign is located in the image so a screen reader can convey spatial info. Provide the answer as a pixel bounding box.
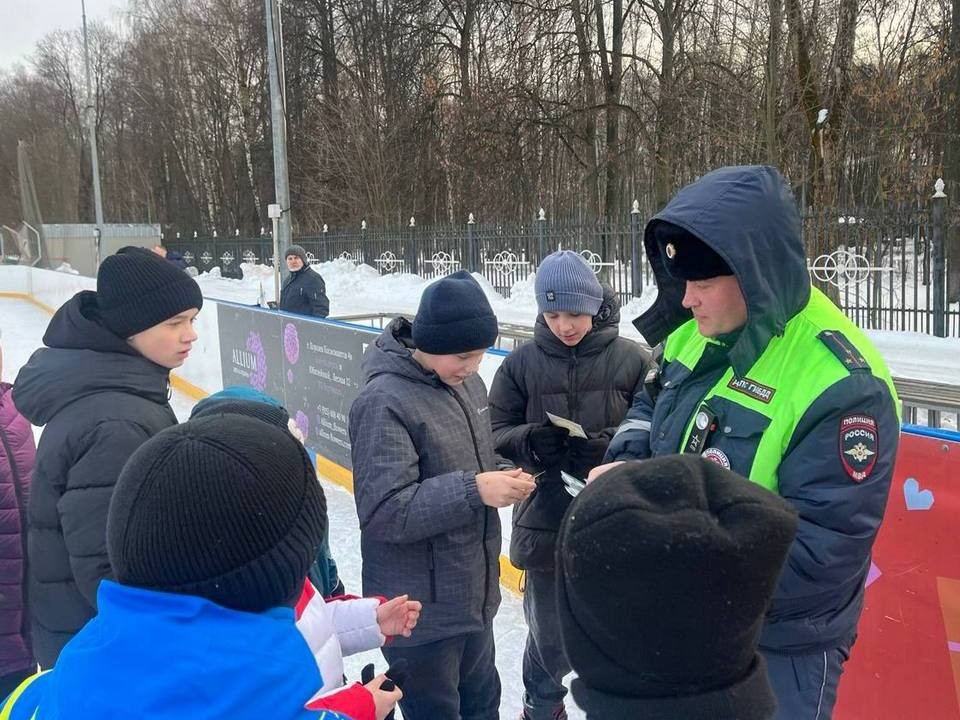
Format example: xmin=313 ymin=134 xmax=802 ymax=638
xmin=903 ymin=478 xmax=934 ymax=511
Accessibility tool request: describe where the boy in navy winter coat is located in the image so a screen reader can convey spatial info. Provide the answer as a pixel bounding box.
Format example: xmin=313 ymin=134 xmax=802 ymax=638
xmin=488 ymin=251 xmax=649 ymax=720
xmin=13 ymin=247 xmax=203 ymax=668
xmin=349 ymin=271 xmax=536 ymax=720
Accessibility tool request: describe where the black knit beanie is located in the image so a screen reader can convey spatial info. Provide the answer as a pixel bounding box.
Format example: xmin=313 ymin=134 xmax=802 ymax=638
xmin=97 ymin=246 xmax=203 ymax=338
xmin=651 ymin=220 xmax=734 ymax=281
xmin=107 ymin=415 xmax=327 ymax=613
xmin=556 ymin=455 xmax=798 ymax=720
xmin=412 ymin=270 xmax=498 ymax=354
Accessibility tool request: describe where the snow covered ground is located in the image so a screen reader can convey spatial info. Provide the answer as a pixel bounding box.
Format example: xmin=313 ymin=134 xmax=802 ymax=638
xmin=0 ymin=296 xmax=581 ymax=720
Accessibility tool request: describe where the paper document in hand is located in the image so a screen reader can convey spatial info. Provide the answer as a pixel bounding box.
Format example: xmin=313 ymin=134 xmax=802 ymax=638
xmin=561 ymin=471 xmax=586 ymax=497
xmin=546 ymin=412 xmax=588 ymax=439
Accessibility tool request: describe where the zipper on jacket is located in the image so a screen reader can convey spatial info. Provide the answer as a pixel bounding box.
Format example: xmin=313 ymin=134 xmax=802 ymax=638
xmin=567 ymin=349 xmax=578 ymax=419
xmin=0 ymin=425 xmax=30 ymax=651
xmin=446 ymin=385 xmax=493 ymax=626
xmin=427 ymin=541 xmax=438 ymax=603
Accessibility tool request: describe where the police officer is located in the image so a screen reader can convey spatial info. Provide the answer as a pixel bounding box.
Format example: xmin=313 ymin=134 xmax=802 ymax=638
xmin=595 ymin=165 xmax=900 ymax=719
xmin=279 ymin=245 xmax=330 ymax=317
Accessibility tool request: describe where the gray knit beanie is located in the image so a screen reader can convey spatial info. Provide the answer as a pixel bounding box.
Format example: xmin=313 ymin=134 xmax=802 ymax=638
xmin=535 ymin=250 xmax=604 ymax=316
xmin=284 ymin=245 xmax=309 ymax=266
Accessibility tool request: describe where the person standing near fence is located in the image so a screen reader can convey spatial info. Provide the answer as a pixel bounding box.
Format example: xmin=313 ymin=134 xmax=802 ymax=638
xmin=596 ymin=165 xmax=901 ymax=719
xmin=488 ymin=251 xmax=650 ymax=720
xmin=279 ymin=245 xmax=330 ymax=318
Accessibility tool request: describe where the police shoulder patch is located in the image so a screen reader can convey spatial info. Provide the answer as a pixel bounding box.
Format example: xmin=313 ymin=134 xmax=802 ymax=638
xmin=839 ymin=413 xmax=879 ymax=482
xmin=818 ymin=330 xmax=871 ymax=372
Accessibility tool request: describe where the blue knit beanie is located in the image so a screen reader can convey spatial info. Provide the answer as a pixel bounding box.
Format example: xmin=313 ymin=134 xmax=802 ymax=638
xmin=412 ymin=270 xmax=498 ymax=354
xmin=535 ymin=251 xmax=603 ymax=316
xmin=191 ymin=386 xmax=290 ymax=428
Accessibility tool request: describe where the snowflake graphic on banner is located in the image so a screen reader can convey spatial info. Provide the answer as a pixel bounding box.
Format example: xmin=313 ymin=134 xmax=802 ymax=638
xmin=245 ymin=331 xmax=267 ymax=391
xmin=295 ymin=410 xmax=310 ymax=438
xmin=284 ymin=323 xmax=300 ymax=364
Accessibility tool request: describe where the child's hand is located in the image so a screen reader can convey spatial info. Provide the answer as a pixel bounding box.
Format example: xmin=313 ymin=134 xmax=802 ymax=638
xmin=364 ymin=674 xmax=403 ymax=720
xmin=476 ymin=469 xmax=536 ymax=508
xmin=377 ymin=594 xmax=422 ymax=638
xmin=587 ymin=461 xmax=624 ymax=483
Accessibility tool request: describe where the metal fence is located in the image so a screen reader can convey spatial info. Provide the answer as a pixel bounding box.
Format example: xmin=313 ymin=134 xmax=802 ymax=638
xmin=163 ymin=195 xmax=959 ymax=337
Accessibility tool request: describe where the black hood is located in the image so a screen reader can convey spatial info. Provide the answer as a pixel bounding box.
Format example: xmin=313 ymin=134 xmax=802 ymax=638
xmin=534 ymin=283 xmax=621 ymax=358
xmin=362 ymin=317 xmax=445 ymax=388
xmin=634 ymin=166 xmax=810 ymax=377
xmin=13 ymin=291 xmax=171 ymax=426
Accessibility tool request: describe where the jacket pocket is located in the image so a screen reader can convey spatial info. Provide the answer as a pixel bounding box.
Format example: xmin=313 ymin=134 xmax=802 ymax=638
xmin=702 ymin=397 xmax=771 ymax=478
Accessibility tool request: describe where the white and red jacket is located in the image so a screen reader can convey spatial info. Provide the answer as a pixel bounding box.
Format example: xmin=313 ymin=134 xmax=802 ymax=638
xmin=295 ymin=580 xmax=388 ymax=720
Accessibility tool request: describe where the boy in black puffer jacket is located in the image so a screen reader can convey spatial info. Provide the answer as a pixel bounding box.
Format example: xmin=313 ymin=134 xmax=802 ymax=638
xmin=488 ymin=250 xmax=650 ymax=720
xmin=13 ymin=247 xmax=203 ymax=668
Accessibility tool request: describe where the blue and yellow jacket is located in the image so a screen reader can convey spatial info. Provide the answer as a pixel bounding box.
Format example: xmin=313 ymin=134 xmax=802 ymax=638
xmin=0 ymin=581 xmax=357 ymax=719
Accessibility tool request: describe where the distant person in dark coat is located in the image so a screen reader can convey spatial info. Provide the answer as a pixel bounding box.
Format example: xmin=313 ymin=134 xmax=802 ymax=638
xmin=152 ymin=244 xmax=188 ymax=270
xmin=280 ymin=245 xmax=329 ymax=318
xmin=12 ymin=247 xmax=203 ymax=668
xmin=0 ymin=331 xmax=37 ymax=697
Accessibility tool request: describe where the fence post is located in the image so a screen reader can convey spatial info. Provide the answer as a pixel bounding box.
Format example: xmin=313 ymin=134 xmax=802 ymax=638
xmin=537 ymin=207 xmax=546 ymax=263
xmin=932 ymin=178 xmax=947 ymax=339
xmin=630 ymin=199 xmax=643 ymax=297
xmin=467 ymin=213 xmax=477 ymax=273
xmin=407 ymin=216 xmax=419 ymax=275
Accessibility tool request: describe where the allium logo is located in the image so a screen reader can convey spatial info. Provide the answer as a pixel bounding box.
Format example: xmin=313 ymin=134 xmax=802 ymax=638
xmin=245 ymin=331 xmax=267 ymax=391
xmin=284 ymin=323 xmax=300 ymax=364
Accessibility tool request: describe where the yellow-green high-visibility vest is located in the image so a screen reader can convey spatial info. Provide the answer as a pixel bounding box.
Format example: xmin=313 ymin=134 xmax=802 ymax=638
xmin=664 ymin=287 xmax=900 ymax=493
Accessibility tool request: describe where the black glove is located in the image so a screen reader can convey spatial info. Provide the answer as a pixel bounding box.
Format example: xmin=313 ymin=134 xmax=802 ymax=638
xmin=568 ymin=436 xmax=609 ymax=470
xmin=361 ymin=660 xmax=409 ymax=720
xmin=529 ymin=424 xmax=569 ymax=467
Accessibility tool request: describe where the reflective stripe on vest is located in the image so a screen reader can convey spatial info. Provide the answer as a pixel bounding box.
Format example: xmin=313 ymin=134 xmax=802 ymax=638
xmin=665 ymin=287 xmax=899 ymax=492
xmin=0 ymin=671 xmax=48 ymax=720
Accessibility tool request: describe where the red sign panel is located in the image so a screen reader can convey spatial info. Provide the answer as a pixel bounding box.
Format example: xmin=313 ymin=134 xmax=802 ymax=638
xmin=836 ymin=429 xmax=960 ymax=719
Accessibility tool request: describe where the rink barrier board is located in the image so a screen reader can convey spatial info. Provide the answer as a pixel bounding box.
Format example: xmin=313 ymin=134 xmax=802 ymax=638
xmin=0 ymin=291 xmax=57 ymax=315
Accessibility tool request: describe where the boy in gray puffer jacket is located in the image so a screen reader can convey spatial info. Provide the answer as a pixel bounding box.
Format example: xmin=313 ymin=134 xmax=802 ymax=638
xmin=349 ymin=270 xmax=536 ymax=720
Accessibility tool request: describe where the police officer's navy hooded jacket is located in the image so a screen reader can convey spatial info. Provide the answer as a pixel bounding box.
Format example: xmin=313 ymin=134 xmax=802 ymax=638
xmin=606 ymin=165 xmax=900 ymax=654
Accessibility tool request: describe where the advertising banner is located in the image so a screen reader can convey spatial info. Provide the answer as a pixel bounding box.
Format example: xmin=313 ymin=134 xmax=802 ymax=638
xmin=218 ymin=304 xmax=377 ymax=469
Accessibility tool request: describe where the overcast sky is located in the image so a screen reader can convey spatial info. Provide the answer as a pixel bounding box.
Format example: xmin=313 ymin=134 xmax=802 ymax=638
xmin=0 ymin=0 xmax=121 ymax=71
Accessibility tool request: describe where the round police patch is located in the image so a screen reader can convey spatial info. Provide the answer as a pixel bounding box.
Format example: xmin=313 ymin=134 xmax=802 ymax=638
xmin=695 ymin=411 xmax=710 ymax=430
xmin=702 ymin=447 xmax=731 ymax=468
xmin=839 ymin=414 xmax=878 ymax=482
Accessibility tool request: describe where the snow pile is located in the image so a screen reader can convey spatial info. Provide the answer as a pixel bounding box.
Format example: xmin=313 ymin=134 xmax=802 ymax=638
xmin=195 ymin=265 xmax=265 ymax=305
xmin=193 ymin=259 xmax=663 ymax=343
xmin=54 ymin=262 xmax=79 ymax=275
xmin=866 ymin=331 xmax=960 ymax=385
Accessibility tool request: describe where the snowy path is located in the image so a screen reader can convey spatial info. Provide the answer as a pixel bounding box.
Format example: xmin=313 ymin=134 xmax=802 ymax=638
xmin=1 ymin=297 xmax=581 ymax=720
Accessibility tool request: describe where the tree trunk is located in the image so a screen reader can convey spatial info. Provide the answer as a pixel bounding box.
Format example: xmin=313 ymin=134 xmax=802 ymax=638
xmin=765 ymin=0 xmax=781 ymax=165
xmin=654 ymin=0 xmax=677 ymax=212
